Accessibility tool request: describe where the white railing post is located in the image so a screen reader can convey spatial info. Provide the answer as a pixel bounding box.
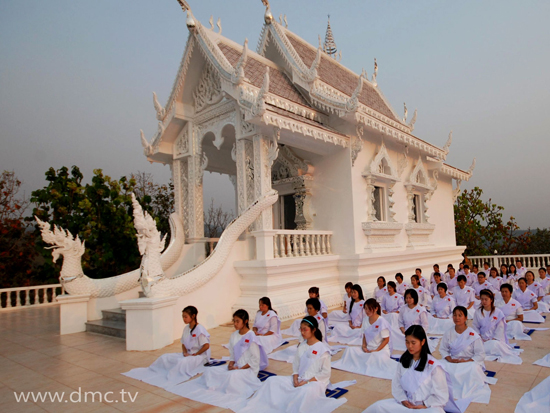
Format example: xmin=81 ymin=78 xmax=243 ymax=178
xmin=267 ymin=230 xmax=334 ymax=259
xmin=0 ymin=284 xmax=63 ymax=311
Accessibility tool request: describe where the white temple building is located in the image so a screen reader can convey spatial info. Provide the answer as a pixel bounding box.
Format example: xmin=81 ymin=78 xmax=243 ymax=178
xmin=45 ymin=3 xmax=475 ymax=348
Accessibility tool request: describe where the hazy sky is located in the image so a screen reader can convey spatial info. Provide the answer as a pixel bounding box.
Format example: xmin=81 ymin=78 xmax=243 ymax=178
xmin=1 ymin=0 xmax=549 ymax=228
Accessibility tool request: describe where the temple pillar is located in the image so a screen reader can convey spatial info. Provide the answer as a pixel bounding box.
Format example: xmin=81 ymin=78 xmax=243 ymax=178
xmin=235 ymin=139 xmax=254 ymax=216
xmin=252 ymin=134 xmax=274 ymax=231
xmin=185 ymin=154 xmax=205 ymax=242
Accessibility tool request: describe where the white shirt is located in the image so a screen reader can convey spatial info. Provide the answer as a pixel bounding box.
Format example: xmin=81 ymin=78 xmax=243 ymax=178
xmin=382 ymin=293 xmax=404 ymax=313
xmin=343 ymin=293 xmax=352 ymax=313
xmin=396 ymin=281 xmax=410 ymax=296
xmin=439 ymin=328 xmax=485 ymax=364
xmin=446 ymin=276 xmax=458 ymax=290
xmin=464 ymin=272 xmax=475 ymax=286
xmin=517 ymin=266 xmax=527 ymax=277
xmin=451 ymin=285 xmax=475 ymax=307
xmin=228 ymin=330 xmax=261 ymax=374
xmin=180 ymin=324 xmax=210 ymax=356
xmin=487 ymin=276 xmax=503 ymax=289
xmin=497 ymin=298 xmax=524 ymax=321
xmin=374 ymin=286 xmax=388 ymax=303
xmin=513 ymin=288 xmax=538 ymax=310
xmin=527 ymin=282 xmax=545 ymax=298
xmin=472 ymin=308 xmax=507 ymax=342
xmin=398 ymin=304 xmax=429 ymax=331
xmin=292 ymin=341 xmax=331 ymax=386
xmin=431 ymin=295 xmax=455 ymax=318
xmin=413 ymin=286 xmax=431 ymax=308
xmin=472 ymin=280 xmax=495 ymax=296
xmin=361 ymin=317 xmax=390 ymax=351
xmin=253 ymin=311 xmax=280 ymax=335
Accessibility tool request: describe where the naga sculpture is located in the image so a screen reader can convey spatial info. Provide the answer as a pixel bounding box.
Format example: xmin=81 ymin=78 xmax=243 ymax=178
xmin=35 ymin=205 xmax=185 ymax=298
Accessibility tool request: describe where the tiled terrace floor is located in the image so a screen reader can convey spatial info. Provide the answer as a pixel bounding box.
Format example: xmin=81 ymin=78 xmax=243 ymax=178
xmin=1 ymin=306 xmax=549 ymax=412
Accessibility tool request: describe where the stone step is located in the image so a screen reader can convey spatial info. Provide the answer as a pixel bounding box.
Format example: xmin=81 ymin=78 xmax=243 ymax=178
xmin=85 ymin=319 xmax=126 ymax=339
xmin=101 ymin=308 xmax=126 ymax=323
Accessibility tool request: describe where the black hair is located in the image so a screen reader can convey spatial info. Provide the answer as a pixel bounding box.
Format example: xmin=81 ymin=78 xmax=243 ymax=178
xmin=377 ymin=276 xmax=386 ymax=287
xmin=306 ymin=297 xmax=321 ymax=312
xmin=518 ymin=277 xmax=527 ymax=285
xmin=509 ymin=264 xmax=517 ymax=274
xmin=463 ymin=264 xmax=469 ymax=269
xmin=539 ymin=267 xmax=547 ymax=273
xmin=437 ymin=282 xmax=448 ymax=292
xmin=183 ymin=306 xmax=198 ymax=333
xmin=395 ymin=273 xmax=404 ymax=281
xmin=387 ymin=281 xmax=397 ymax=293
xmin=433 ymin=272 xmax=441 ymax=278
xmin=301 ymin=315 xmax=323 ymax=341
xmin=259 ymin=297 xmax=277 ymax=314
xmin=516 ymin=259 xmax=523 ymax=265
xmin=411 ymin=274 xmax=420 ymax=283
xmin=490 ymin=267 xmax=498 ymax=277
xmin=447 ymin=264 xmax=453 ymax=269
xmin=344 ymin=282 xmax=354 ymax=289
xmin=404 ymin=288 xmax=419 ymax=305
xmin=349 ymin=284 xmax=364 ymax=315
xmin=399 ymin=325 xmax=431 ymax=372
xmin=433 ymin=264 xmax=440 ymax=269
xmin=478 ymin=271 xmax=486 ymax=278
xmin=415 ymin=268 xmax=422 ymax=273
xmin=457 ymin=275 xmax=467 ymax=283
xmin=365 ymin=298 xmax=381 ymax=315
xmin=500 ymin=283 xmax=513 ymax=293
xmin=479 ymin=289 xmax=495 ymax=315
xmin=453 ymin=305 xmax=468 ymax=319
xmin=483 ymin=262 xmax=491 ymax=267
xmin=473 ymin=264 xmax=479 ymax=270
xmin=233 ymin=309 xmax=250 ymax=329
xmin=308 ymin=286 xmax=320 ymax=297
xmin=525 ymin=271 xmax=535 ymax=280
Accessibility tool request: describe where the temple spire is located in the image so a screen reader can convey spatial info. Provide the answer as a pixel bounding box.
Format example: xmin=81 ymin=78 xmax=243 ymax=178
xmin=323 ymin=15 xmax=338 ymax=59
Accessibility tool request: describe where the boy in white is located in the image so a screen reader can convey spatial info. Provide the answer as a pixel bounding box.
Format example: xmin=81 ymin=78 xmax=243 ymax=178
xmin=472 ymin=272 xmax=496 ymax=299
xmin=451 ymin=275 xmax=475 ymax=317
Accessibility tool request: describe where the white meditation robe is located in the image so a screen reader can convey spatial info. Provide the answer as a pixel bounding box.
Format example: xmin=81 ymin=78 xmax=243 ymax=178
xmin=253 ymin=310 xmax=285 ymax=354
xmin=122 ymin=324 xmax=210 ymax=389
xmin=487 ymin=276 xmax=503 ymax=290
xmin=419 ymin=276 xmax=429 ymax=288
xmin=472 ymin=308 xmax=522 ymax=365
xmin=472 ymin=280 xmax=496 ymax=296
xmin=428 ymin=295 xmax=455 ymax=335
xmin=413 ymin=286 xmax=432 ymax=308
xmin=517 ymin=266 xmax=527 ymax=277
xmin=513 ymin=288 xmax=545 ymax=321
xmin=446 ymin=276 xmax=458 ymax=290
xmin=527 ymin=282 xmax=550 ymax=312
xmin=398 ymin=304 xmax=429 ymax=332
xmin=364 ymin=356 xmax=457 ymax=413
xmin=331 ymin=316 xmax=396 ymax=380
xmin=382 ymin=293 xmax=404 ymax=313
xmin=283 ymin=311 xmax=327 ymax=339
xmin=329 ymin=300 xmax=364 ymax=344
xmin=429 ymin=281 xmax=446 ymax=297
xmin=328 ymin=293 xmax=352 ymax=323
xmin=374 ymin=286 xmax=388 ymax=303
xmin=396 ymin=281 xmax=410 ymax=296
xmin=497 ymin=298 xmax=530 ymax=341
xmin=515 ymin=376 xmax=550 ymax=413
xmin=439 ymin=327 xmax=491 ymax=403
xmin=464 ymin=272 xmax=476 ymax=286
xmin=166 ymin=330 xmax=266 ymax=412
xmin=240 ymin=341 xmax=346 ymax=413
xmin=451 ymin=286 xmax=475 ymax=307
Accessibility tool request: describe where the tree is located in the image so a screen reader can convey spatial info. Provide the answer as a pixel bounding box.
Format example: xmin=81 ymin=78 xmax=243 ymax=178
xmin=30 ymin=166 xmax=142 ymax=280
xmin=527 ymin=228 xmax=550 ymax=254
xmin=454 ymin=187 xmax=532 ymax=255
xmin=0 ymin=171 xmax=37 ymax=288
xmin=204 ymin=198 xmax=233 ymax=238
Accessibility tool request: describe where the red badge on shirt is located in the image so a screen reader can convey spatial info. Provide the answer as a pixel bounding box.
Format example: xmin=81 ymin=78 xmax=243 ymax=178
xmin=360 ymin=304 xmax=363 ymax=307
xmin=512 ymin=304 xmax=515 ymax=306
xmin=416 ymin=309 xmax=420 ymax=313
xmin=375 ymin=325 xmax=379 ymax=329
xmin=447 ymin=298 xmax=451 ymax=301
xmin=493 ymin=316 xmax=497 ymax=320
xmin=428 ymin=360 xmax=434 ymax=365
xmin=469 ymin=332 xmax=474 ymax=336
xmin=312 ymin=350 xmax=317 ymax=355
xmin=245 ymin=339 xmax=250 ymax=343
xmin=267 ymin=314 xmax=270 ymax=316
xmin=192 ymin=334 xmax=196 ymax=337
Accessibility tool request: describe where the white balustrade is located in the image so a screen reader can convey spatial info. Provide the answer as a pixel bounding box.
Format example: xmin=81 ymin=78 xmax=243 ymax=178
xmin=469 ymin=254 xmax=550 ymax=271
xmin=273 ymin=230 xmax=333 ymax=258
xmin=0 ymin=284 xmax=63 ymax=311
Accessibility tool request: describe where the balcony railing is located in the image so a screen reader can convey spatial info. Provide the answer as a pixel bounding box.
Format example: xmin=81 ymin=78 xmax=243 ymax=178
xmin=0 ymin=284 xmax=64 ymax=311
xmin=273 ymin=230 xmax=333 ymax=258
xmin=469 ymin=254 xmax=550 ymax=270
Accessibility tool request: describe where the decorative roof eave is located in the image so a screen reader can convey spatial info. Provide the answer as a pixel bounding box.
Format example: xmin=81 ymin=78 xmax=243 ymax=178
xmin=354 ymin=110 xmax=448 ymax=160
xmin=440 ymin=160 xmax=475 ymax=182
xmin=261 ymin=108 xmax=349 ymax=149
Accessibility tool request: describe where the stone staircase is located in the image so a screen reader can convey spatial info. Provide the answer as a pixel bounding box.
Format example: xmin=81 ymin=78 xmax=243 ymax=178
xmin=85 ymin=308 xmax=126 ymax=339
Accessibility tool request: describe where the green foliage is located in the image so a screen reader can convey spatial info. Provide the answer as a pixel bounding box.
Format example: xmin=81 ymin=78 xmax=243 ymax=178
xmin=527 ymin=228 xmax=550 ymax=254
xmin=30 ymin=166 xmax=142 ymax=280
xmin=454 ymin=187 xmax=533 ymax=255
xmin=0 ymin=171 xmax=37 ymax=288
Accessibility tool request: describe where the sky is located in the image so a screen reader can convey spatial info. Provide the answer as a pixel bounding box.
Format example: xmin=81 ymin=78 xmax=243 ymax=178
xmin=1 ymin=0 xmax=549 ymax=228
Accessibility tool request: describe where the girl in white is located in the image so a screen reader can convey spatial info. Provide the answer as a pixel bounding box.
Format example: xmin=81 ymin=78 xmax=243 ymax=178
xmin=428 ymin=283 xmax=455 ymax=335
xmin=429 ymin=273 xmax=445 ymax=298
xmin=122 ymin=306 xmax=210 ymax=389
xmin=487 ymin=267 xmax=503 ymax=290
xmin=395 ymin=273 xmax=410 ymax=296
xmin=497 ymin=283 xmax=531 ymax=341
xmin=411 ymin=274 xmax=431 ymax=309
xmin=472 ymin=290 xmax=522 ymax=364
xmin=450 ymin=275 xmax=475 ymax=318
xmin=398 ymin=289 xmax=429 ymax=334
xmin=429 ymin=264 xmax=440 ymax=284
xmin=166 ymin=309 xmax=267 ymax=411
xmin=332 ymin=299 xmax=396 ymax=380
xmin=373 ymin=276 xmax=388 ymax=304
xmin=513 ymin=277 xmax=545 ymax=322
xmin=538 ymin=267 xmax=550 ymax=304
xmin=253 ymin=297 xmax=285 ymax=354
xmin=525 ymin=271 xmax=550 ymax=312
xmin=284 ymin=294 xmax=330 ymax=338
xmin=329 ymin=284 xmax=365 ymax=345
xmin=439 ymin=306 xmax=491 ymax=404
xmin=414 ymin=268 xmax=429 ymax=288
xmin=365 ymin=325 xmax=460 ymax=413
xmin=240 ymin=316 xmax=346 ymax=413
xmin=328 ymin=282 xmax=354 ymax=323
xmin=381 ymin=281 xmax=404 ymax=332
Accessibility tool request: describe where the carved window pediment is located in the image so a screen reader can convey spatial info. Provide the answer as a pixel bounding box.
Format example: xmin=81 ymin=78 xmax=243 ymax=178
xmin=193 ymin=63 xmax=223 ymax=113
xmin=407 ymin=157 xmax=433 ymax=191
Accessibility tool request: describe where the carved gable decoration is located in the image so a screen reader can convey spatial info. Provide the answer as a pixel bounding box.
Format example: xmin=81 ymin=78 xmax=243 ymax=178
xmin=193 ymin=63 xmax=223 ymax=113
xmin=272 ymin=145 xmax=310 ymax=182
xmin=365 ymin=143 xmax=398 ymax=181
xmin=407 ymin=157 xmax=433 ymax=190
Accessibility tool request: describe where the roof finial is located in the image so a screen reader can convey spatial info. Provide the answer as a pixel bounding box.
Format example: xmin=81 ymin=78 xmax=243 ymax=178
xmin=261 ymin=0 xmax=273 ymax=24
xmin=323 ymin=15 xmax=338 ymax=59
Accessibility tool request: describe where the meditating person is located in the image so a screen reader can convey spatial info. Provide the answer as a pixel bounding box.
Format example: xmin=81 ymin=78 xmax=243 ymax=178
xmin=450 ymin=275 xmax=475 ymax=318
xmin=463 ymin=265 xmax=475 ymax=286
xmin=328 ymin=282 xmax=354 ymax=323
xmin=513 ymin=277 xmax=545 ymax=322
xmin=538 ymin=267 xmax=550 ymax=304
xmin=472 ymin=290 xmax=522 ymax=364
xmin=498 ymin=283 xmax=531 ymax=341
xmin=411 ymin=274 xmax=431 ymax=309
xmin=472 ymin=272 xmax=496 ymax=300
xmin=373 ymin=276 xmax=388 ymax=304
xmin=253 ymin=297 xmax=285 ymax=354
xmin=122 ymin=306 xmax=210 ymax=389
xmin=331 ymin=298 xmax=396 ymax=380
xmin=525 ymin=271 xmax=550 ymax=312
xmin=414 ymin=268 xmax=429 ymax=288
xmin=439 ymin=306 xmax=491 ymax=404
xmin=395 ymin=273 xmax=410 ymax=296
xmin=282 ymin=298 xmax=328 ymax=340
xmin=457 ymin=262 xmax=465 ymax=276
xmin=364 ymin=325 xmax=460 ymax=413
xmin=516 ymin=260 xmax=527 ymax=277
xmin=487 ymin=267 xmax=503 ymax=290
xmin=381 ymin=281 xmax=404 ymax=331
xmin=481 ymin=262 xmax=491 ymax=279
xmin=166 ymin=309 xmax=267 ymax=411
xmin=446 ymin=267 xmax=458 ymax=290
xmin=429 ymin=264 xmax=440 ymax=284
xmin=398 ymin=289 xmax=429 ymax=334
xmin=499 ymin=264 xmax=509 ymax=280
xmin=329 ymin=284 xmax=365 ymax=345
xmin=240 ymin=316 xmax=347 ymax=413
xmin=506 ymin=264 xmax=519 ymax=284
xmin=429 ymin=272 xmax=445 ymax=298
xmin=428 ymin=283 xmax=456 ymax=335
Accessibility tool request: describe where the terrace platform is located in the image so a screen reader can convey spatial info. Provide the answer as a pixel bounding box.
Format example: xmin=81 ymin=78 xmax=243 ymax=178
xmin=1 ymin=305 xmax=549 ymax=412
